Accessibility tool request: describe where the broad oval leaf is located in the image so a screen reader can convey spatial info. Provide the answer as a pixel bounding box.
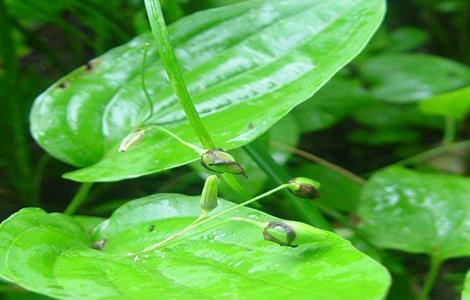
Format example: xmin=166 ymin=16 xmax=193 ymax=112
xmin=358 ymin=166 xmax=470 ymax=261
xmin=0 ymin=194 xmax=390 ymax=300
xmin=360 ymin=54 xmax=470 ymax=103
xmin=31 ymin=0 xmax=385 ymax=182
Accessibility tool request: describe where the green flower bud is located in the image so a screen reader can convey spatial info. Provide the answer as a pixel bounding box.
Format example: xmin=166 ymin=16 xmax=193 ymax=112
xmin=200 ymin=148 xmax=246 ymax=176
xmin=119 ymin=129 xmax=145 ymax=152
xmin=200 ymin=175 xmax=218 ymax=212
xmin=263 ymin=220 xmax=330 ymax=247
xmin=288 ymin=177 xmax=321 ymax=199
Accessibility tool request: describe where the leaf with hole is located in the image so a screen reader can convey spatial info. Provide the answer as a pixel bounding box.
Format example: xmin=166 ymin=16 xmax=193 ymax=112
xmin=30 ymin=0 xmax=385 ymax=182
xmin=358 ymin=166 xmax=470 ymax=261
xmin=0 ymin=194 xmax=390 ymax=300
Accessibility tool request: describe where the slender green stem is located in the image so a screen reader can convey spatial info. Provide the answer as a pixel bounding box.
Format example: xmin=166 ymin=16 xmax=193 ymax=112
xmin=141 ymin=43 xmax=154 ymax=122
xmin=443 ymin=117 xmax=457 ymax=145
xmin=243 ymin=141 xmax=331 ymax=230
xmin=64 ymin=183 xmax=94 ymax=215
xmin=393 ymin=140 xmax=470 ymax=167
xmin=144 ymin=0 xmax=215 ymax=149
xmin=271 ymin=141 xmax=366 ymax=185
xmin=417 ymin=256 xmax=442 ymax=300
xmin=141 ymin=211 xmax=208 ymax=252
xmin=137 ymin=184 xmax=291 ymax=253
xmin=144 ymin=124 xmax=205 ymax=154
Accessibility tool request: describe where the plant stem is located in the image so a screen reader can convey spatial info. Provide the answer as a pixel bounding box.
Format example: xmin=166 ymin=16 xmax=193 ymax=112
xmin=271 ymin=141 xmax=366 ymax=185
xmin=144 ymin=0 xmax=215 ymax=149
xmin=393 ymin=140 xmax=470 ymax=167
xmin=138 ymin=184 xmax=291 ymax=253
xmin=443 ymin=117 xmax=457 ymax=145
xmin=417 ymin=255 xmax=442 ymax=300
xmin=141 ymin=43 xmax=154 ymax=122
xmin=243 ymin=141 xmax=331 ymax=230
xmin=144 ymin=124 xmax=205 ymax=153
xmin=64 ymin=183 xmax=94 ymax=215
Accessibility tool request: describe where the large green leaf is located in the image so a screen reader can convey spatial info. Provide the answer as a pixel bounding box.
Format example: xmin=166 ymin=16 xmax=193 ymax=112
xmin=358 ymin=166 xmax=470 ymax=261
xmin=0 ymin=194 xmax=390 ymax=300
xmin=419 ymin=86 xmax=470 ymax=120
xmin=360 ymin=54 xmax=470 ymax=103
xmin=30 ymin=0 xmax=385 ymax=182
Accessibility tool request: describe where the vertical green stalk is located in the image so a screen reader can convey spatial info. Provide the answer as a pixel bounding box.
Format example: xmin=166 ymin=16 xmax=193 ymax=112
xmin=64 ymin=183 xmax=94 ymax=215
xmin=0 ymin=0 xmax=38 ymax=206
xmin=443 ymin=116 xmax=457 ymax=145
xmin=144 ymin=0 xmax=215 ymax=149
xmin=243 ymin=141 xmax=331 ymax=230
xmin=417 ymin=256 xmax=442 ymax=300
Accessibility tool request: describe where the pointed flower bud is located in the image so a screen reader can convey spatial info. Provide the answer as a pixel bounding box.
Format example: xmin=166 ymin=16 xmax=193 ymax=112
xmin=288 ymin=177 xmax=321 ymax=199
xmin=263 ymin=220 xmax=330 ymax=247
xmin=119 ymin=129 xmax=145 ymax=152
xmin=200 ymin=175 xmax=218 ymax=213
xmin=200 ymin=148 xmax=246 ymax=176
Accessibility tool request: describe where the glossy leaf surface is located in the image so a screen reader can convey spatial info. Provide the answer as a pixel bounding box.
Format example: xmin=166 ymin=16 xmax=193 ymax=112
xmin=360 ymin=54 xmax=470 ymax=103
xmin=358 ymin=166 xmax=470 ymax=261
xmin=30 ymin=0 xmax=385 ymax=182
xmin=0 ymin=194 xmax=390 ymax=300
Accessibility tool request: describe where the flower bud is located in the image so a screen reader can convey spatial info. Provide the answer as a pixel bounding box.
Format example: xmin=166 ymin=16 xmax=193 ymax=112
xmin=263 ymin=220 xmax=330 ymax=247
xmin=200 ymin=175 xmax=218 ymax=212
xmin=200 ymin=148 xmax=246 ymax=176
xmin=119 ymin=129 xmax=145 ymax=152
xmin=288 ymin=177 xmax=321 ymax=199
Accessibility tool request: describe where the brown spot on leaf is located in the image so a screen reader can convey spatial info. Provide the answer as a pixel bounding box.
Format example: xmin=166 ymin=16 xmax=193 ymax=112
xmin=56 ymin=82 xmax=68 ymax=89
xmin=84 ymin=59 xmax=100 ymax=72
xmin=148 ymin=225 xmax=156 ymax=232
xmin=248 ymin=123 xmax=255 ymax=129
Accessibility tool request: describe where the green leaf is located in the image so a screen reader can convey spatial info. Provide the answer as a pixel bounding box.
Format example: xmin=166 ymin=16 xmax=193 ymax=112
xmin=353 ymin=102 xmax=442 ymax=129
xmin=360 ymin=54 xmax=470 ymax=103
xmin=387 ymin=27 xmax=429 ymax=52
xmin=419 ymin=86 xmax=470 ymax=120
xmin=464 ymin=271 xmax=470 ymax=300
xmin=292 ymin=164 xmax=362 ymax=212
xmin=358 ymin=166 xmax=470 ymax=261
xmin=30 ymin=0 xmax=385 ymax=182
xmin=293 ymin=77 xmax=373 ymax=133
xmin=0 ymin=194 xmax=390 ymax=299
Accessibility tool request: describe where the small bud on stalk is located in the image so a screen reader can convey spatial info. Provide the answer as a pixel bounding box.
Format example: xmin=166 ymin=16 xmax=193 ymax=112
xmin=119 ymin=129 xmax=146 ymax=152
xmin=200 ymin=175 xmax=218 ymax=213
xmin=263 ymin=220 xmax=329 ymax=247
xmin=200 ymin=148 xmax=246 ymax=176
xmin=231 ymin=217 xmax=331 ymax=247
xmin=288 ymin=177 xmax=321 ymax=199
